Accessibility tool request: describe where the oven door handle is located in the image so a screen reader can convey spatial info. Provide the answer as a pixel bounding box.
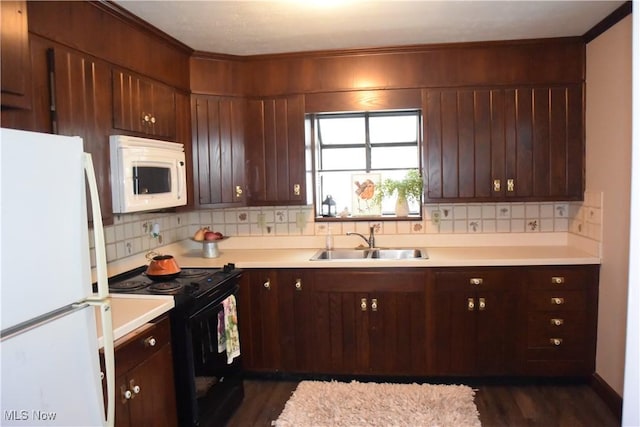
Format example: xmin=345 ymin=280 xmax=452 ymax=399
xmin=189 ymin=283 xmax=239 ymax=321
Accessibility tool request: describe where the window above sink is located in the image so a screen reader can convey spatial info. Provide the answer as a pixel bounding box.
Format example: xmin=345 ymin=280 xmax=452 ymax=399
xmin=308 ymin=110 xmax=423 ymax=222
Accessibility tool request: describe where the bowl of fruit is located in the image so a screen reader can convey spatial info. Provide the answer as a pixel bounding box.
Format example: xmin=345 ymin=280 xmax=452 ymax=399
xmin=192 ymin=227 xmax=227 ymax=258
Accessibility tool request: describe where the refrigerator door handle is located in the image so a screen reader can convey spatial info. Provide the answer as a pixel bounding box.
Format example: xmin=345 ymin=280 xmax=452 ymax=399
xmin=84 ymin=153 xmax=109 ymax=300
xmin=88 ymin=300 xmax=115 ymax=427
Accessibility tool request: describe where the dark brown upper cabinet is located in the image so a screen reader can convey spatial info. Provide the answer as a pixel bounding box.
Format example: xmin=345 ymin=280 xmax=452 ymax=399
xmin=1 ymin=1 xmax=31 ymax=109
xmin=50 ymin=47 xmax=114 ymax=225
xmin=245 ymin=94 xmax=306 ymax=206
xmin=423 ymin=85 xmax=584 ymax=202
xmin=112 ymin=69 xmax=176 ymax=139
xmin=192 ymin=95 xmax=246 ymax=207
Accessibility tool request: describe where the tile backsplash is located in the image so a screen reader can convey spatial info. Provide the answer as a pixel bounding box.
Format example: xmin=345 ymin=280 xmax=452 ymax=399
xmin=92 ymin=192 xmax=603 ymax=266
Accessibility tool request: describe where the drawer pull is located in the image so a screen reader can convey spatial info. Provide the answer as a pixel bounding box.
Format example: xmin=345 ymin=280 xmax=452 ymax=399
xmin=263 ymin=279 xmax=271 ymax=290
xmin=144 ymin=336 xmax=157 ymax=348
xmin=295 ymin=278 xmax=302 ymax=290
xmin=551 ymin=276 xmax=565 ymax=284
xmin=469 ymin=278 xmax=483 ymax=285
xmin=550 ymin=318 xmax=564 ymax=326
xmin=551 ymin=297 xmax=565 ymax=305
xmin=371 ymin=298 xmax=378 ymax=312
xmin=550 ymin=338 xmax=563 ymax=346
xmin=467 ymin=298 xmax=475 ymax=311
xmin=361 ymin=298 xmax=367 ymax=311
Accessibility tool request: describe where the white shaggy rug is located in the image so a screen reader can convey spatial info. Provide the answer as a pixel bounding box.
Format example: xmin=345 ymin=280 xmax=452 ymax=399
xmin=272 ymin=380 xmax=481 ymax=427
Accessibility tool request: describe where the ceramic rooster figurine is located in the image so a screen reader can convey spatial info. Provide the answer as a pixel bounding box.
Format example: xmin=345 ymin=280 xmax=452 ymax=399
xmin=354 ymin=179 xmax=376 ymax=213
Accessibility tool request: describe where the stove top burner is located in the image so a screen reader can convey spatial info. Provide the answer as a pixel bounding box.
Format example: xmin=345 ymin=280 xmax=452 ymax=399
xmin=178 ymin=269 xmax=211 ymax=279
xmin=109 ymin=280 xmax=149 ymax=292
xmin=148 ymin=281 xmax=184 ymax=294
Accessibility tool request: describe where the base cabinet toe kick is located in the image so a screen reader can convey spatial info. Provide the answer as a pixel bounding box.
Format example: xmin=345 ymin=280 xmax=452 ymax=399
xmin=238 ymin=265 xmax=599 ymax=378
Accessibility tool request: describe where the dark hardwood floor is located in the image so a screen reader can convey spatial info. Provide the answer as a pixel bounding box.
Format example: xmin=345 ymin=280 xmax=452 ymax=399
xmin=225 ymin=379 xmax=619 ymax=427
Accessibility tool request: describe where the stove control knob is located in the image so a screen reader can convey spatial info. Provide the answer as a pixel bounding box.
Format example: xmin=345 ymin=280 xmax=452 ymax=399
xmin=223 ymin=264 xmax=234 ymax=273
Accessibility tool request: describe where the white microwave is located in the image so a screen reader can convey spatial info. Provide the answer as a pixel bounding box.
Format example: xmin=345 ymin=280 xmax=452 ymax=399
xmin=109 ymin=135 xmax=187 ymax=213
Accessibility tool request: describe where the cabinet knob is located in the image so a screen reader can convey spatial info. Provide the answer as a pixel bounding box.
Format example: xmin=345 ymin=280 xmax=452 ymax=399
xmin=123 ymin=389 xmax=132 ymax=400
xmin=478 ymin=297 xmax=486 ymax=311
xmin=550 ymin=338 xmax=563 ymax=346
xmin=551 ymin=297 xmax=565 ymax=305
xmin=469 ymin=278 xmax=483 ymax=285
xmin=371 ymin=298 xmax=378 ymax=312
xmin=150 ymin=115 xmax=156 ymax=124
xmin=360 ymin=298 xmax=367 ymax=311
xmin=144 ymin=336 xmax=157 ymax=347
xmin=295 ymin=278 xmax=302 ymax=290
xmin=493 ymin=179 xmax=501 ymax=192
xmin=467 ymin=298 xmax=475 ymax=311
xmin=235 ymin=185 xmax=243 ymax=197
xmin=550 ymin=318 xmax=564 ymax=326
xmin=263 ymin=279 xmax=271 ymax=290
xmin=293 ymin=184 xmax=301 ymax=196
xmin=551 ymin=276 xmax=565 ymax=284
xmin=129 ymin=380 xmax=141 ymax=397
xmin=507 ymin=179 xmax=515 ymax=192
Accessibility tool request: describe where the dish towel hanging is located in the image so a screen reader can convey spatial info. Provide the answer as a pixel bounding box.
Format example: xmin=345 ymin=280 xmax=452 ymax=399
xmin=217 ymin=295 xmax=241 ymax=364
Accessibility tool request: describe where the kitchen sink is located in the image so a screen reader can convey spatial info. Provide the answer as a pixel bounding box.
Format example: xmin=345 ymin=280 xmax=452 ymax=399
xmin=310 ymin=248 xmax=428 ymax=261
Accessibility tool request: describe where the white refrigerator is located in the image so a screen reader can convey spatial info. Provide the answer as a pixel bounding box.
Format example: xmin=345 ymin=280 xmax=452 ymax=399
xmin=0 ymin=128 xmax=115 ymax=426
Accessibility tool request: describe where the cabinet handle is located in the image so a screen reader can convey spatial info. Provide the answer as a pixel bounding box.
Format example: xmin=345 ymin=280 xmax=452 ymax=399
xmin=144 ymin=336 xmax=157 ymax=347
xmin=551 ymin=276 xmax=565 ymax=284
xmin=150 ymin=115 xmax=156 ymax=124
xmin=478 ymin=298 xmax=486 ymax=311
xmin=263 ymin=279 xmax=271 ymax=290
xmin=467 ymin=298 xmax=475 ymax=311
xmin=507 ymin=179 xmax=515 ymax=192
xmin=294 ymin=278 xmax=302 ymax=291
xmin=550 ymin=318 xmax=564 ymax=326
xmin=551 ymin=297 xmax=565 ymax=305
xmin=550 ymin=338 xmax=563 ymax=346
xmin=371 ymin=298 xmax=378 ymax=312
xmin=469 ymin=278 xmax=483 ymax=285
xmin=121 ymin=385 xmax=132 ymax=401
xmin=129 ymin=380 xmax=141 ymax=397
xmin=493 ymin=179 xmax=501 ymax=192
xmin=293 ymin=184 xmax=301 ymax=196
xmin=361 ymin=298 xmax=367 ymax=311
xmin=235 ymin=185 xmax=243 ymax=198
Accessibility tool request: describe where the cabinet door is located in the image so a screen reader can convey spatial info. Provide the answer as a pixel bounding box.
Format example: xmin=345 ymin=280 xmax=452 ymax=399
xmin=424 ymin=85 xmax=583 ymax=202
xmin=51 ymin=47 xmax=113 ymax=225
xmin=112 ymin=70 xmax=176 ymax=139
xmin=192 ymin=95 xmax=246 ymax=207
xmin=126 ymin=344 xmax=178 ymax=427
xmin=1 ymin=1 xmax=31 ymax=109
xmin=311 ymin=269 xmax=427 ymax=376
xmin=432 ymin=269 xmax=518 ymax=375
xmin=237 ymin=270 xmax=283 ymax=371
xmin=246 ymin=94 xmax=306 ymax=205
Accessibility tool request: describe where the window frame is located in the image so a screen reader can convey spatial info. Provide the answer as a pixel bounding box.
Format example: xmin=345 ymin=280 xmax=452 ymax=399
xmin=309 ymin=109 xmax=423 ymax=221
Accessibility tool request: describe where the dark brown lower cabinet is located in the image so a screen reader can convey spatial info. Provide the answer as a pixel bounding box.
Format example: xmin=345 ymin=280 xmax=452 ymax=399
xmin=431 ymin=268 xmax=520 ymax=376
xmin=238 ymin=265 xmax=598 ymax=379
xmin=113 ymin=316 xmax=177 ymax=427
xmin=310 ymin=269 xmax=428 ymax=376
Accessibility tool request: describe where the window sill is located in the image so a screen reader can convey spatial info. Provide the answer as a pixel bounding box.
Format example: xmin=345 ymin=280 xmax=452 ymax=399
xmin=315 ymin=215 xmax=422 ymax=222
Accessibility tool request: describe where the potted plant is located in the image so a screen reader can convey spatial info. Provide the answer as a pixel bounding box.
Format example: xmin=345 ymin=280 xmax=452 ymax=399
xmin=375 ymin=169 xmax=423 ymax=216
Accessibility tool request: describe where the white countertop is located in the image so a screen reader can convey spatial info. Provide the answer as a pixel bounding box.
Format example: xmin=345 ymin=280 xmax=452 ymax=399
xmin=170 ymin=244 xmax=600 ymax=269
xmin=95 ymin=294 xmax=174 ymax=348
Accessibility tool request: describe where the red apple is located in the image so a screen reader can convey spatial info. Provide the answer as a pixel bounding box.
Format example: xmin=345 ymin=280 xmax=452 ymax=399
xmin=204 ymin=231 xmax=224 ymax=241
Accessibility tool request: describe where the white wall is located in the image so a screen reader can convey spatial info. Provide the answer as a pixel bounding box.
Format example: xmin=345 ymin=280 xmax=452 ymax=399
xmin=586 ymin=15 xmax=633 ymax=395
xmin=622 ymin=10 xmax=639 ymax=427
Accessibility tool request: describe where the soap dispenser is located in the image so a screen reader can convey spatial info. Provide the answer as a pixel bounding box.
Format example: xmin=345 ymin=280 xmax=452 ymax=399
xmin=325 ymin=226 xmax=334 ymax=250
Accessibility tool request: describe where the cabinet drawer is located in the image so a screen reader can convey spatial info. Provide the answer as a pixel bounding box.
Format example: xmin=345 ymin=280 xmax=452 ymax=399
xmin=114 ymin=316 xmax=171 ymax=377
xmin=528 ymin=267 xmax=593 ymax=290
xmin=527 ymin=290 xmax=587 ymax=311
xmin=527 ymin=311 xmax=587 ymax=346
xmin=434 ymin=269 xmax=507 ymax=291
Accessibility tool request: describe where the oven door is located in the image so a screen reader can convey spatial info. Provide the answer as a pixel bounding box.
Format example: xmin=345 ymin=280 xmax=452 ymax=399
xmin=175 ymin=285 xmax=244 ymax=427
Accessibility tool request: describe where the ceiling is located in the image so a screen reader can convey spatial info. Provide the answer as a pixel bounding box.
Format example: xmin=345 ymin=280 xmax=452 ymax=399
xmin=114 ymin=1 xmax=625 ymax=56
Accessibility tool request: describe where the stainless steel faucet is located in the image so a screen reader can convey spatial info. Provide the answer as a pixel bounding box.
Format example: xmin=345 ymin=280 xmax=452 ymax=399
xmin=346 ymin=226 xmax=376 ymax=248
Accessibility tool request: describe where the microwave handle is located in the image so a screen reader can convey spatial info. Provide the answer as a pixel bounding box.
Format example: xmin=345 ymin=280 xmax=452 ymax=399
xmin=177 ymin=160 xmax=185 ymax=201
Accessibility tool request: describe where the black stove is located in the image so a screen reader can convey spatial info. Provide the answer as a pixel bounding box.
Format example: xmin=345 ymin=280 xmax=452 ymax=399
xmin=107 ymin=263 xmax=241 ymax=310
